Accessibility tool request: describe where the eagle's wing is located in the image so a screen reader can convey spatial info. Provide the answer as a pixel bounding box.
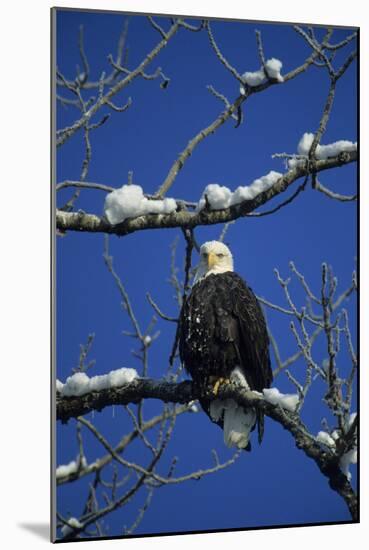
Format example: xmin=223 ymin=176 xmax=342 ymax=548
xmin=220 ymin=273 xmax=272 ymax=444
xmin=227 ymin=272 xmax=272 ymax=393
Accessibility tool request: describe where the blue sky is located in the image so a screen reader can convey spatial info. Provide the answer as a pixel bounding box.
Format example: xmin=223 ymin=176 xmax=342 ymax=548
xmin=55 ymin=8 xmax=357 ymax=540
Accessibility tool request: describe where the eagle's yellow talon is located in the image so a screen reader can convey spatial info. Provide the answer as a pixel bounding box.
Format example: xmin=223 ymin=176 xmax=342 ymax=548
xmin=212 ymin=377 xmax=229 ymax=395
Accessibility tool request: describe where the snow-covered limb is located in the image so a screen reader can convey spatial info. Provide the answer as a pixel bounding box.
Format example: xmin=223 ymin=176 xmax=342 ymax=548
xmin=57 ymin=377 xmax=300 ymax=423
xmin=61 ymin=517 xmax=84 ymax=537
xmin=316 ymin=430 xmax=336 ymax=448
xmin=57 ymin=149 xmax=357 ymax=237
xmin=329 ymin=437 xmax=357 ymax=482
xmin=287 ymin=132 xmax=357 ymax=168
xmin=345 ymin=412 xmax=357 ymax=431
xmin=298 ymin=132 xmax=357 ymax=158
xmin=155 ymin=37 xmax=327 ymax=199
xmin=315 ymin=412 xmax=357 ymax=480
xmin=56 ymin=456 xmax=88 ymax=480
xmin=240 ymin=58 xmax=284 ymax=93
xmin=197 ymin=171 xmax=282 ymax=211
xmin=262 ymin=387 xmax=299 ymax=412
xmin=339 ymin=448 xmax=357 ymax=481
xmin=104 ymin=184 xmax=177 ymax=225
xmin=59 ymin=367 xmax=138 ymax=397
xmin=56 ymin=376 xmax=357 ymax=519
xmin=188 ymin=400 xmax=199 ymax=413
xmin=339 ymin=412 xmax=358 ymax=480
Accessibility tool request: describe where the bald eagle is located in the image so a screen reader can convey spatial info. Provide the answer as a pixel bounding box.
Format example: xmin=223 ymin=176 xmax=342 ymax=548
xmin=179 ymin=241 xmax=272 ymax=450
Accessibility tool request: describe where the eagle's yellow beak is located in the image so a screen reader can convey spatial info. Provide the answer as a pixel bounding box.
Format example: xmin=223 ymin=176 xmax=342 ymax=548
xmin=208 ymin=252 xmax=218 ymax=269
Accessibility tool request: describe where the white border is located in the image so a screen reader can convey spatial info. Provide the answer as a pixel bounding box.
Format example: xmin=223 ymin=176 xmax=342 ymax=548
xmin=1 ymin=1 xmax=366 ymax=547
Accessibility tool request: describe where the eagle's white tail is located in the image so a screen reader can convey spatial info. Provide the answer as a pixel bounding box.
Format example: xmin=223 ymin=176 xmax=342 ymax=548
xmin=209 ymin=367 xmax=256 ymax=449
xmin=210 ymin=399 xmax=256 ymax=449
xmin=223 ymin=401 xmax=256 ymax=448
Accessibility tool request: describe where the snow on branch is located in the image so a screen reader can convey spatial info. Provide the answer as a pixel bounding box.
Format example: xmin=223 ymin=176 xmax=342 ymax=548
xmin=104 ymin=184 xmax=177 ymax=225
xmin=56 ymin=375 xmax=357 ymax=519
xmin=56 ymin=149 xmax=356 ymax=237
xmin=240 ymin=58 xmax=284 ymax=93
xmin=316 ymin=431 xmax=336 ymax=448
xmin=287 ymin=132 xmax=357 ymax=169
xmin=56 ymin=457 xmax=88 ymax=480
xmin=154 ymin=34 xmax=326 ymax=199
xmin=60 ymin=517 xmax=84 ymax=538
xmin=262 ymin=387 xmax=299 ymax=412
xmin=58 ymin=367 xmax=138 ymax=397
xmin=316 ymin=412 xmax=357 ymax=481
xmin=56 ymin=374 xmax=302 ymax=424
xmin=197 ymin=171 xmax=282 ymax=211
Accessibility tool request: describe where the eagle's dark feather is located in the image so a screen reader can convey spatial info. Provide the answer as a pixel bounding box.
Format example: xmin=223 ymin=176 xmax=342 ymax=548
xmin=179 ymin=272 xmax=272 ymax=449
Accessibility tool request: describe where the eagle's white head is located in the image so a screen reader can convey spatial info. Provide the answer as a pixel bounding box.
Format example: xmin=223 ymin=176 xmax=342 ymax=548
xmin=194 ymin=240 xmax=234 ymax=284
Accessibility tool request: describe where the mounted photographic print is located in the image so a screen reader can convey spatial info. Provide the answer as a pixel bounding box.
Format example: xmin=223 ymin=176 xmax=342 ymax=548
xmin=51 ymin=6 xmax=358 ymax=542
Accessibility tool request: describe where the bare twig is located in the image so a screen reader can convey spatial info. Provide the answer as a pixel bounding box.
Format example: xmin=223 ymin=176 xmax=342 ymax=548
xmin=57 ymin=405 xmax=194 ymax=485
xmin=103 ymin=235 xmax=142 ymax=340
xmin=124 ymin=487 xmax=154 ymax=535
xmin=294 ymin=26 xmax=335 ymax=78
xmin=56 ymin=180 xmax=115 ymax=193
xmin=78 ymin=415 xmax=240 ymax=486
xmin=178 ymin=20 xmax=204 ymax=32
xmin=57 ymin=20 xmax=181 ymax=147
xmin=207 ymin=85 xmax=238 ymax=121
xmin=146 ymin=292 xmax=178 ymax=323
xmin=247 ymin=174 xmax=309 ymax=217
xmin=77 ymin=25 xmax=90 ymax=84
xmin=315 ymin=179 xmax=357 ymax=202
xmin=255 ymin=30 xmax=267 ymax=74
xmin=325 ymin=31 xmax=358 ymax=51
xmin=147 ymin=16 xmax=168 ymax=40
xmin=205 ymin=21 xmax=244 ymax=84
xmin=218 ymin=221 xmax=235 ymax=242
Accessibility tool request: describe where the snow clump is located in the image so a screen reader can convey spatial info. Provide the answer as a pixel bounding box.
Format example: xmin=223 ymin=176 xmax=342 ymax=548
xmin=61 ymin=517 xmax=84 ymax=537
xmin=316 ymin=431 xmax=336 ymax=448
xmin=315 ymin=412 xmax=357 ymax=480
xmin=240 ymin=57 xmax=284 ymax=93
xmin=104 ymin=184 xmax=177 ymax=225
xmin=262 ymin=387 xmax=299 ymax=412
xmin=288 ymin=133 xmax=357 ymax=169
xmin=339 ymin=448 xmax=357 ymax=481
xmin=56 ymin=456 xmax=87 ymax=480
xmin=197 ymin=171 xmax=282 ymax=211
xmin=59 ymin=367 xmax=138 ymax=397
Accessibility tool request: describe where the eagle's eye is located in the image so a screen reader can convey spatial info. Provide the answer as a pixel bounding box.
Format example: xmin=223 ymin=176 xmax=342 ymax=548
xmin=217 ymin=253 xmax=225 ymax=258
xmin=202 ymin=252 xmax=208 ymax=258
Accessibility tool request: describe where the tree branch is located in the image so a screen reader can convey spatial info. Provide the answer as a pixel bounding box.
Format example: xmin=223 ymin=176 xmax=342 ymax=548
xmin=315 ymin=180 xmax=357 ymax=202
xmin=56 ymin=151 xmax=357 ymax=236
xmin=56 ymin=377 xmax=357 ymax=520
xmin=57 ymin=21 xmax=181 ymax=147
xmin=56 ymin=404 xmax=193 ymax=485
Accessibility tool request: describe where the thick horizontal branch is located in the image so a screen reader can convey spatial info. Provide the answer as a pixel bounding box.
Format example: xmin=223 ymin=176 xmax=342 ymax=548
xmin=56 ymin=151 xmax=357 ymax=237
xmin=56 ymin=376 xmax=357 ymax=520
xmin=57 ymin=378 xmax=195 ymax=423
